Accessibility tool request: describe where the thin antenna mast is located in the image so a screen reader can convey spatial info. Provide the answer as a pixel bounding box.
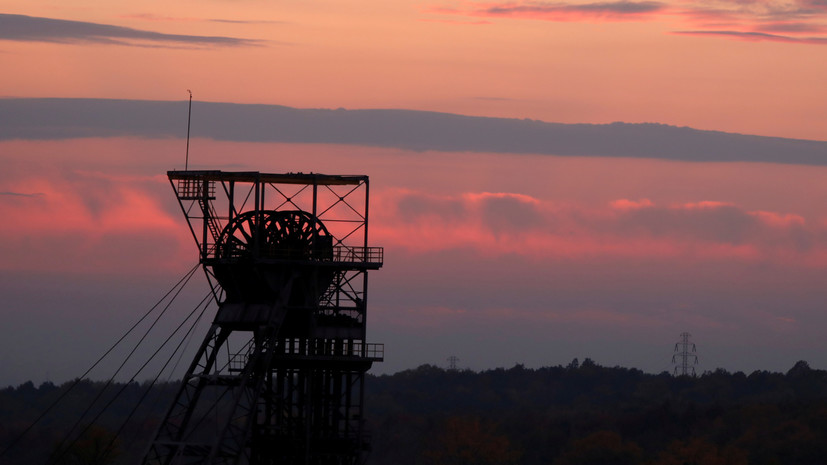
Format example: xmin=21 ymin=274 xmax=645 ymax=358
xmin=185 ymin=90 xmax=192 ymax=170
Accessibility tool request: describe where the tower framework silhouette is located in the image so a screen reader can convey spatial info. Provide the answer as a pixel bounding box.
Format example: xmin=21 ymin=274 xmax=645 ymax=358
xmin=672 ymin=332 xmax=698 ymax=376
xmin=143 ymin=170 xmax=383 ymax=465
xmin=447 ymin=356 xmax=459 ymax=371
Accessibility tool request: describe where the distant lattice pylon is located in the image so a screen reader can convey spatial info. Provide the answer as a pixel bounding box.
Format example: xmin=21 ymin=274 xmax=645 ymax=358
xmin=447 ymin=355 xmax=460 ymax=371
xmin=672 ymin=332 xmax=698 ymax=376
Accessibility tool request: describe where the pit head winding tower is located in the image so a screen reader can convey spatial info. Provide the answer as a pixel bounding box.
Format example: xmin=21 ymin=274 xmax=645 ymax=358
xmin=143 ymin=170 xmax=384 ymax=465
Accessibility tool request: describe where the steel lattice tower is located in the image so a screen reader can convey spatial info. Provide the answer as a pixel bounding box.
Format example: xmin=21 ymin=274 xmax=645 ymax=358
xmin=446 ymin=356 xmax=459 ymax=371
xmin=672 ymin=332 xmax=698 ymax=377
xmin=143 ymin=170 xmax=383 ymax=465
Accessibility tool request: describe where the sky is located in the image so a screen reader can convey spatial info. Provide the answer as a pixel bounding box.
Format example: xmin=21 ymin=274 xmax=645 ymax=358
xmin=1 ymin=0 xmax=827 ymax=385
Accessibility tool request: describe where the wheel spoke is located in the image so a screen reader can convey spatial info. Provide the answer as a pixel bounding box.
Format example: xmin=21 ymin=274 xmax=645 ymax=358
xmin=218 ymin=210 xmax=330 ymax=259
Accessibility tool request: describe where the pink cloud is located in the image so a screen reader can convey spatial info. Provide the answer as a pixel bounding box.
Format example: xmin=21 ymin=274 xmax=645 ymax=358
xmin=749 ymin=210 xmax=806 ymax=227
xmin=610 ymin=198 xmax=654 ymax=210
xmin=6 ymin=138 xmax=827 ymax=377
xmin=676 ymin=200 xmax=734 ymax=210
xmin=373 ymin=189 xmax=827 ymax=266
xmin=674 ymin=6 xmax=742 ymax=26
xmin=666 ymin=0 xmax=827 ymax=43
xmin=462 ymin=191 xmax=541 ymax=204
xmin=0 ymin=172 xmax=188 ymax=274
xmin=757 ymin=21 xmax=827 ymax=33
xmin=429 ymin=0 xmax=827 ymax=44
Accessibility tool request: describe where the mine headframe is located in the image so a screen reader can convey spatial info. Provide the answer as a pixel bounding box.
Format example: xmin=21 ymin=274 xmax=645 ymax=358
xmin=143 ymin=170 xmax=384 ymax=465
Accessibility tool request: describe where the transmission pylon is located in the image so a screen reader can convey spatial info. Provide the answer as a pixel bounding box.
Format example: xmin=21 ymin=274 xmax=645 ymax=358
xmin=672 ymin=332 xmax=698 ymax=377
xmin=447 ymin=356 xmax=459 ymax=371
xmin=142 ymin=170 xmax=384 ymax=465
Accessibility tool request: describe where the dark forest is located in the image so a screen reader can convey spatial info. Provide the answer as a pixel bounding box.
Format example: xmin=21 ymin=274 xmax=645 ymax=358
xmin=2 ymin=360 xmax=826 ymax=464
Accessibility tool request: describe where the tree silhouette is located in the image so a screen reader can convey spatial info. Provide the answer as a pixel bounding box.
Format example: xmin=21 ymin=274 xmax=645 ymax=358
xmin=424 ymin=416 xmax=521 ymax=465
xmin=48 ymin=424 xmax=121 ymax=465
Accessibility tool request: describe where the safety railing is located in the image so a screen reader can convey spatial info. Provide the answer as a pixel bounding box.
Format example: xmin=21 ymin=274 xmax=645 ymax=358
xmin=279 ymin=341 xmax=384 ymax=360
xmin=212 ymin=245 xmax=383 ymax=265
xmin=228 ymin=352 xmax=248 ymax=373
xmin=228 ymin=342 xmax=383 ymax=368
xmin=176 ymin=179 xmax=215 ymax=200
xmin=332 ymin=246 xmax=383 ymax=265
xmin=363 ymin=343 xmax=384 ymax=360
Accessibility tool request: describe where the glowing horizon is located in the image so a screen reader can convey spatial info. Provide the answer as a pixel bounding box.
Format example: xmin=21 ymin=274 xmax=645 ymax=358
xmin=3 ymin=136 xmax=827 ymax=383
xmin=1 ymin=0 xmax=827 ymax=384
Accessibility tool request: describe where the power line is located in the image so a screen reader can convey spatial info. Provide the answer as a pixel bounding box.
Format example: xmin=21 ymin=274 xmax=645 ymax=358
xmin=47 ymin=266 xmax=203 ymax=464
xmin=0 ymin=263 xmax=200 ymax=459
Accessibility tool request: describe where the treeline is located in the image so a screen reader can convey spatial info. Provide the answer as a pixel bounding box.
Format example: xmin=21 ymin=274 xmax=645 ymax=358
xmin=367 ymin=359 xmax=827 ymax=465
xmin=1 ymin=360 xmax=826 ymax=464
xmin=0 ymin=379 xmax=176 ymax=465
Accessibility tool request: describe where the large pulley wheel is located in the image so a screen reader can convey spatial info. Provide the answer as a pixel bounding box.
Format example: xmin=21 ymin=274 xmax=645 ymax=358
xmin=218 ymin=210 xmax=333 ymax=260
xmin=267 ymin=211 xmax=333 ymax=260
xmin=216 ymin=211 xmax=260 ymax=258
xmin=213 ymin=209 xmax=335 ymax=305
